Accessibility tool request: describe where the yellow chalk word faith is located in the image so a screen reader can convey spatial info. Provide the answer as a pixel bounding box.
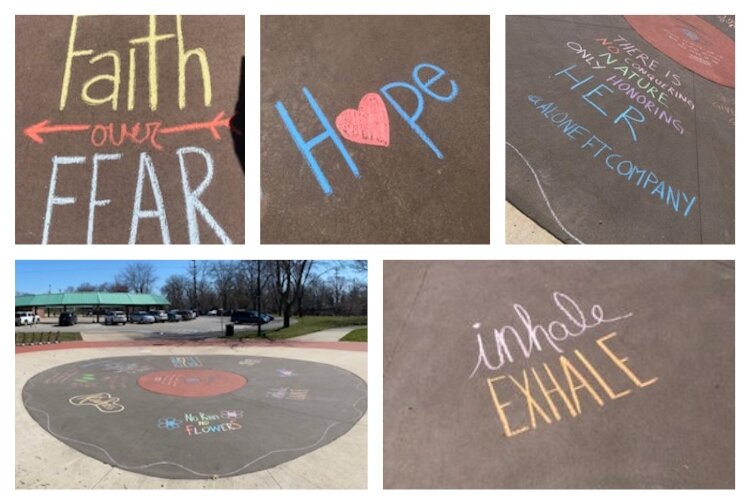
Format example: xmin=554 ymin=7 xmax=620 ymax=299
xmin=60 ymin=15 xmax=212 ymax=112
xmin=486 ymin=332 xmax=658 ymax=437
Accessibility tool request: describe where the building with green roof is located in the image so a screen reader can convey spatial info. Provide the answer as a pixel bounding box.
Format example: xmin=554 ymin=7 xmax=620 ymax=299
xmin=15 ymin=292 xmax=170 ymax=321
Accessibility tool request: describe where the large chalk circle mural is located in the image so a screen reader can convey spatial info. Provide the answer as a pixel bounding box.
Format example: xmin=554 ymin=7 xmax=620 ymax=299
xmin=624 ymin=16 xmax=734 ymax=88
xmin=22 ymin=355 xmax=367 ymax=479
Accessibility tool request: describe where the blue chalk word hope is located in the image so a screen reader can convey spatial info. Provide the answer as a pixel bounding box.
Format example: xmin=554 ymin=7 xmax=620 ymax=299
xmin=275 ymin=62 xmax=459 ymax=195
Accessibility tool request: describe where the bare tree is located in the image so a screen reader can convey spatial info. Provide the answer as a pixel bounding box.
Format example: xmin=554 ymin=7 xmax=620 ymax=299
xmin=210 ymin=261 xmax=237 ymax=311
xmin=116 ymin=262 xmax=158 ymax=294
xmin=161 ymin=275 xmax=190 ymax=307
xmin=330 ymin=266 xmax=346 ymax=314
xmin=292 ymin=261 xmax=314 ymax=317
xmin=273 ymin=261 xmax=312 ymax=328
xmin=75 ymin=282 xmax=97 ymax=292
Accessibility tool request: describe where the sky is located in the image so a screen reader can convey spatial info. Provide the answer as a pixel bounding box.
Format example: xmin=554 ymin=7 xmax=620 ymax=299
xmin=15 ymin=260 xmax=367 ymax=295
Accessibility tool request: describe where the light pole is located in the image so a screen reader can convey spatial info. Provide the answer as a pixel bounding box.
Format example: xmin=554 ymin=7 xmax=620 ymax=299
xmin=256 ymin=260 xmax=262 ymax=339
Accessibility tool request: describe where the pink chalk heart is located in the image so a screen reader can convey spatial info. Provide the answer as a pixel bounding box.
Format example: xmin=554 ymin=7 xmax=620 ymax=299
xmin=335 ymin=93 xmax=390 ymax=147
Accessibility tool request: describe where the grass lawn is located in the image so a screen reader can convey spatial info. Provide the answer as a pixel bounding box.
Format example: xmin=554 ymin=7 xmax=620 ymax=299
xmin=15 ymin=332 xmax=82 ymax=344
xmin=234 ymin=315 xmax=367 ymax=340
xmin=340 ymin=327 xmax=367 ymax=342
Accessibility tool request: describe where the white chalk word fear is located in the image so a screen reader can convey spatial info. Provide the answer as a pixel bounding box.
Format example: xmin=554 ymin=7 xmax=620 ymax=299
xmin=41 ymin=148 xmax=232 ymax=245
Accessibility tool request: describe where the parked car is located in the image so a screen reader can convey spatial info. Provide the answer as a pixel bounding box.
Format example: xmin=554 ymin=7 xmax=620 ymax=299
xmin=207 ymin=309 xmax=218 ymax=316
xmin=177 ymin=309 xmax=196 ymax=320
xmin=58 ymin=312 xmax=78 ymax=326
xmin=148 ymin=310 xmax=168 ymax=322
xmin=231 ymin=310 xmax=270 ymax=325
xmin=15 ymin=311 xmax=40 ymax=326
xmin=104 ymin=311 xmax=127 ymax=325
xmin=247 ymin=310 xmax=273 ymax=323
xmin=130 ymin=311 xmax=156 ymax=324
xmin=167 ymin=310 xmax=183 ymax=322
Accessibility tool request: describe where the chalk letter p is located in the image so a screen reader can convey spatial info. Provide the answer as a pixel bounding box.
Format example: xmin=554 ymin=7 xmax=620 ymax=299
xmin=380 ymin=81 xmax=445 ymax=159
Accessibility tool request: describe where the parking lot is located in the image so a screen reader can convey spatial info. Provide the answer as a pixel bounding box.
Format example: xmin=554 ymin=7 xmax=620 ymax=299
xmin=15 ymin=315 xmax=289 ymax=339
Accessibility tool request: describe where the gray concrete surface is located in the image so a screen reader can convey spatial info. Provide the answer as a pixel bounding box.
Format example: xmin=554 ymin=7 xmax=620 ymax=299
xmin=16 ymin=345 xmax=367 ymax=489
xmin=506 ymin=16 xmax=735 ymax=243
xmin=23 ymin=355 xmax=366 ymax=479
xmin=384 ymin=261 xmax=734 ymax=488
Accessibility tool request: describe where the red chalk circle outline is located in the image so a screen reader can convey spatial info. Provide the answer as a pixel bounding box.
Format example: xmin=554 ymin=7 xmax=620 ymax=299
xmin=137 ymin=369 xmax=247 ymax=397
xmin=624 ymin=15 xmax=735 ymax=88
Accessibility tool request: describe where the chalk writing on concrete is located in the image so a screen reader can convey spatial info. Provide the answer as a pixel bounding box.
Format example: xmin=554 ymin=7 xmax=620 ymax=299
xmin=485 ymin=332 xmax=658 ymax=437
xmin=712 ymin=95 xmax=735 ymax=126
xmin=275 ymin=62 xmax=458 ymax=196
xmin=563 ymin=36 xmax=694 ymax=139
xmin=25 ymin=15 xmax=237 ymax=245
xmin=266 ymin=388 xmax=309 ymax=401
xmin=69 ymin=392 xmax=125 ymax=413
xmin=73 ymin=373 xmax=96 ymax=384
xmin=238 ymin=358 xmax=261 ymax=367
xmin=524 ymin=94 xmax=697 ymax=218
xmin=157 ymin=410 xmax=245 ymax=436
xmin=716 ymin=15 xmax=735 ymax=30
xmin=469 ymin=291 xmax=632 ymax=378
xmin=171 ymin=356 xmax=202 ymax=368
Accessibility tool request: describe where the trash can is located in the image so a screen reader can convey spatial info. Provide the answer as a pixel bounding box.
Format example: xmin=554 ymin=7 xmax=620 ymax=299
xmin=225 ymin=324 xmax=234 ymax=337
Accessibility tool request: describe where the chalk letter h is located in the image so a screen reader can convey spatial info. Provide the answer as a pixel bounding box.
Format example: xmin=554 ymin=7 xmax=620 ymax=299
xmin=275 ymin=88 xmax=360 ymax=196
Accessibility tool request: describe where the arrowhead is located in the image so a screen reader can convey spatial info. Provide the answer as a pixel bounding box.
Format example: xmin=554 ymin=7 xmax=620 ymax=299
xmin=24 ymin=119 xmax=50 ymax=144
xmin=209 ymin=111 xmax=230 ymax=140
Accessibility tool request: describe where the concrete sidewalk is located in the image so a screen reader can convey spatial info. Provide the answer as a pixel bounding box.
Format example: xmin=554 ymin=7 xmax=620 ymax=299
xmin=290 ymin=326 xmax=364 ymax=342
xmin=79 ymin=331 xmax=132 ymax=342
xmin=16 ymin=344 xmax=367 ymax=489
xmin=505 ymin=201 xmax=561 ymax=244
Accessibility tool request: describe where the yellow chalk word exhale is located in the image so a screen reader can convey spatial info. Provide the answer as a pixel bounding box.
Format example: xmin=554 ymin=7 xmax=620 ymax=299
xmin=486 ymin=332 xmax=658 ymax=437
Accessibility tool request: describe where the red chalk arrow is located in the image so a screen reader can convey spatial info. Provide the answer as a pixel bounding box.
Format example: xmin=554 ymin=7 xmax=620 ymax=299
xmin=24 ymin=119 xmax=91 ymax=144
xmin=159 ymin=111 xmax=231 ymax=140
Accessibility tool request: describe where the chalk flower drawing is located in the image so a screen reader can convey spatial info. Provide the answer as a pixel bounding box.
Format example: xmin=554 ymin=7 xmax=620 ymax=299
xmin=158 ymin=417 xmax=183 ymax=429
xmin=470 ymin=291 xmax=633 ymax=378
xmin=68 ymin=392 xmax=125 ymax=413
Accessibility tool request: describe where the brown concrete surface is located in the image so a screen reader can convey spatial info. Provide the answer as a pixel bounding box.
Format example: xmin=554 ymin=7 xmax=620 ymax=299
xmin=16 ymin=345 xmax=367 ymax=488
xmin=261 ymin=16 xmax=490 ymax=244
xmin=384 ymin=261 xmax=734 ymax=488
xmin=16 ymin=16 xmax=245 ymax=244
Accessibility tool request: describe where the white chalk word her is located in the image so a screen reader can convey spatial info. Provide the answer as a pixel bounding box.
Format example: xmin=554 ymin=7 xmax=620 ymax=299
xmin=469 ymin=291 xmax=633 ymax=378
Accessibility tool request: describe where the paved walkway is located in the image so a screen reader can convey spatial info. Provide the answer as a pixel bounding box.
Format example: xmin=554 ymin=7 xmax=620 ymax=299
xmin=16 ymin=341 xmax=367 ymax=489
xmin=505 ymin=201 xmax=561 ymax=244
xmin=80 ymin=331 xmax=132 ymax=342
xmin=290 ymin=326 xmax=364 ymax=342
